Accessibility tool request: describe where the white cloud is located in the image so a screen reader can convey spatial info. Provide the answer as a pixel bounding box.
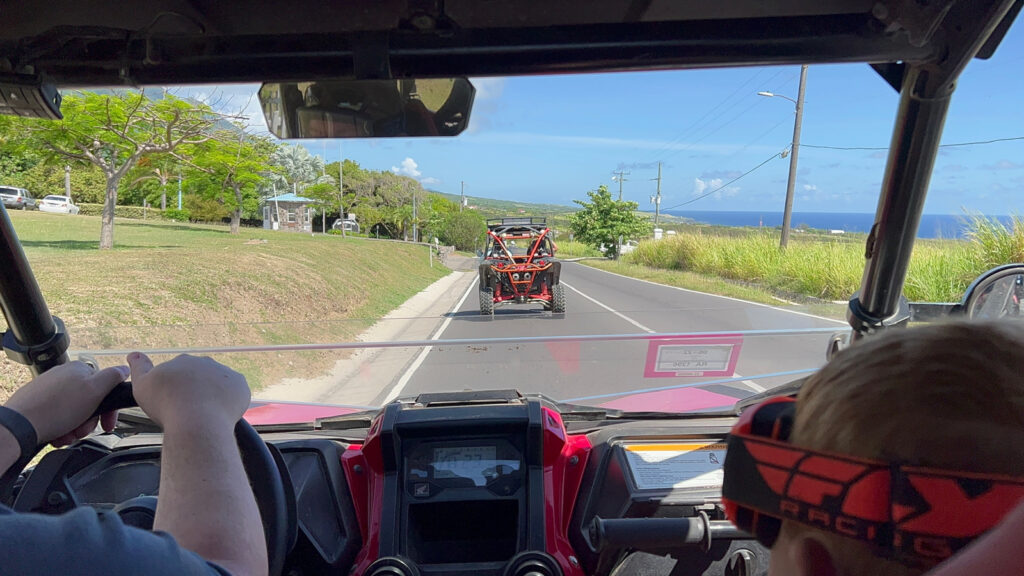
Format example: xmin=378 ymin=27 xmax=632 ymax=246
xmin=470 ymin=77 xmax=506 ymax=100
xmin=803 ymin=184 xmax=818 ymax=191
xmin=391 ymin=157 xmax=422 ymax=179
xmin=390 ymin=157 xmax=444 ymax=188
xmin=693 ymin=177 xmax=739 ymax=199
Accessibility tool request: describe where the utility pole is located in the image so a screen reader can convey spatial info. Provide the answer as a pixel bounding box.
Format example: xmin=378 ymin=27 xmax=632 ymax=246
xmin=460 ymin=181 xmax=465 ymax=213
xmin=412 ymin=187 xmax=418 ymax=243
xmin=177 ymin=169 xmax=182 ymax=210
xmin=649 ymin=162 xmax=662 ymax=225
xmin=780 ymin=65 xmax=808 ymax=249
xmin=64 ymin=165 xmax=71 ymax=200
xmin=339 ymin=143 xmax=345 ymax=238
xmin=612 ymin=170 xmax=629 ymax=201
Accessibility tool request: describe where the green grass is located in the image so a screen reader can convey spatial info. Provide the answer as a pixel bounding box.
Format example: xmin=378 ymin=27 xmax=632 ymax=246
xmin=0 ymin=212 xmax=450 ymax=400
xmin=619 ymin=220 xmax=1017 ymax=304
xmin=555 ymin=240 xmax=603 ymax=258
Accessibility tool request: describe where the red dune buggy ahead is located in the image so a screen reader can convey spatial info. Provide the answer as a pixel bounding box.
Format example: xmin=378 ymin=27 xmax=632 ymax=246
xmin=478 ymin=218 xmax=564 ymax=315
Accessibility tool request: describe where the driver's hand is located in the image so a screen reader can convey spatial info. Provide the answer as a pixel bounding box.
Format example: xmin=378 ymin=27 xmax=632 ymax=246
xmin=128 ymin=353 xmax=250 ymax=431
xmin=5 ymin=361 xmax=128 ymax=446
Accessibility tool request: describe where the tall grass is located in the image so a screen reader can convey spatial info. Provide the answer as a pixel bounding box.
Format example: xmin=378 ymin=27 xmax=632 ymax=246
xmin=555 ymin=240 xmax=603 ymax=258
xmin=624 ymin=218 xmax=1024 ymax=303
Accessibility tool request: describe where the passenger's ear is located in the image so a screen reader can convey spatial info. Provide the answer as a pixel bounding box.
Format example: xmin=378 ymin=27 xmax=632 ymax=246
xmin=792 ymin=535 xmax=839 ymax=576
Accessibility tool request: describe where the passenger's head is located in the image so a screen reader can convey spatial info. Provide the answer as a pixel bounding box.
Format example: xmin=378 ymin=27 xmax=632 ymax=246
xmin=768 ymin=320 xmax=1024 ymax=576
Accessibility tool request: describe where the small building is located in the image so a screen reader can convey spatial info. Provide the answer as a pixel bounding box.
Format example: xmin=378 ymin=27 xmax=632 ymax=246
xmin=261 ymin=193 xmax=317 ymax=232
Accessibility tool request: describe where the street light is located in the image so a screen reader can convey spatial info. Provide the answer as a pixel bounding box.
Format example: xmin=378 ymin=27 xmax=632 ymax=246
xmin=758 ymin=64 xmax=808 ymax=249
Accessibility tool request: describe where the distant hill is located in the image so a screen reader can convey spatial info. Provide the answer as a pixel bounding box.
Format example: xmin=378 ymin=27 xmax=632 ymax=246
xmin=432 ymin=191 xmax=692 ymax=230
xmin=433 ymin=192 xmax=575 ymax=217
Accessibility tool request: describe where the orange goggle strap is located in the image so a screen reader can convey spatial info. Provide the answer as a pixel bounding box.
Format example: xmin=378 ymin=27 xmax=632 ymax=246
xmin=721 ymin=396 xmax=1024 ymax=565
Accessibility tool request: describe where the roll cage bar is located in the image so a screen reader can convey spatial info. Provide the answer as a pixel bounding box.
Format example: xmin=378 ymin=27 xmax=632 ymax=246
xmin=0 ymin=0 xmax=1022 ymax=374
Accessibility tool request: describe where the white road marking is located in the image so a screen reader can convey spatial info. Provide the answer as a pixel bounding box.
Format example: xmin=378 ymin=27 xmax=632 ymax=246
xmin=381 ymin=275 xmax=479 ymax=404
xmin=566 ymin=273 xmax=771 ymax=394
xmin=575 ymin=263 xmax=848 ymax=325
xmin=733 ymin=373 xmax=766 ymax=392
xmin=561 ymin=281 xmax=656 ymax=334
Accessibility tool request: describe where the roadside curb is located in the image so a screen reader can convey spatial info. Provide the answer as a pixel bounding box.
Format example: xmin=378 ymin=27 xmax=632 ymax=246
xmin=255 ymin=269 xmax=477 ymax=405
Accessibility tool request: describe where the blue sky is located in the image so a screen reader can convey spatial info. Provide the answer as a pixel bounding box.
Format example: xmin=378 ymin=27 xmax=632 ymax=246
xmin=197 ymin=19 xmax=1023 ymax=215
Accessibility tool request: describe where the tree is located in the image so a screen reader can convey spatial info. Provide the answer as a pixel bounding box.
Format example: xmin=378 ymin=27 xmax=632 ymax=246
xmin=191 ymin=130 xmax=276 ymax=233
xmin=26 ymin=90 xmax=222 ymax=249
xmin=124 ymin=154 xmax=179 ymax=209
xmin=270 ymin=144 xmax=330 ymax=193
xmin=569 ymin=185 xmax=650 ymax=257
xmin=440 ymin=210 xmax=487 ymax=251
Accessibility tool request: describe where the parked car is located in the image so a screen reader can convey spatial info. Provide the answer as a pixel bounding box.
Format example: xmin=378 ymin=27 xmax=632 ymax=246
xmin=37 ymin=195 xmax=81 ymax=214
xmin=331 ymin=214 xmax=360 ymax=233
xmin=0 ymin=186 xmax=37 ymax=210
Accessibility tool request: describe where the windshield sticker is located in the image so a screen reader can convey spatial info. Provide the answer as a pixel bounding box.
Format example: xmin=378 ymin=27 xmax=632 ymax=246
xmin=644 ymin=336 xmax=743 ymax=378
xmin=623 ymin=442 xmax=728 ymax=491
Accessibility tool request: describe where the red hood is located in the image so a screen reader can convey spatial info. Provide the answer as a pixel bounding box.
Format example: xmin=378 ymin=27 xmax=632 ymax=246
xmin=598 ymin=387 xmax=738 ymax=413
xmin=244 ymin=400 xmax=363 ymax=426
xmin=244 ymin=388 xmax=738 ymax=426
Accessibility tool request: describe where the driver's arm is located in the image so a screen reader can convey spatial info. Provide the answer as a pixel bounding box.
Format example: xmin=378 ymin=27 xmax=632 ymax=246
xmin=0 ymin=356 xmax=267 ymax=576
xmin=130 ymin=353 xmax=268 ymax=576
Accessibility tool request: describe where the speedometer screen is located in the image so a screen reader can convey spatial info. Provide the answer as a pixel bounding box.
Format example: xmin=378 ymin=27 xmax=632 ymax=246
xmin=433 ymin=446 xmax=497 ymax=480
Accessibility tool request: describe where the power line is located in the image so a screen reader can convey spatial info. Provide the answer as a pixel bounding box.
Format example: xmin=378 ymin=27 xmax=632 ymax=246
xmin=662 ymin=150 xmax=784 ymax=211
xmin=803 ymin=135 xmax=1024 ymax=151
xmin=644 ymin=69 xmax=767 ymax=159
xmin=647 ymin=69 xmax=788 ymax=163
xmin=652 ymin=70 xmax=796 ymax=165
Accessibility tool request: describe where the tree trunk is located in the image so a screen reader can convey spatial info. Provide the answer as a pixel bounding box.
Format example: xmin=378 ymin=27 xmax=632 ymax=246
xmin=230 ymin=183 xmax=243 ymax=234
xmin=100 ymin=179 xmax=118 ymax=249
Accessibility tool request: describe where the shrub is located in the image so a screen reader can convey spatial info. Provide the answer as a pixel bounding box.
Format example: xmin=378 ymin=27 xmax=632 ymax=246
xmin=76 ymin=203 xmax=166 ymax=219
xmin=183 ymin=195 xmax=229 ymax=222
xmin=164 ymin=208 xmax=190 ymax=222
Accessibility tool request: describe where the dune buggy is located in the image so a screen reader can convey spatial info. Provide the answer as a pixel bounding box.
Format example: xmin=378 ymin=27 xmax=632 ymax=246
xmin=479 ymin=218 xmax=564 ymax=315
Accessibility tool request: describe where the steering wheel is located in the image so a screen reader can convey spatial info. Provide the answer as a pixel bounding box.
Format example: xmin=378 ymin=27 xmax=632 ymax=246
xmin=80 ymin=382 xmax=294 ymax=576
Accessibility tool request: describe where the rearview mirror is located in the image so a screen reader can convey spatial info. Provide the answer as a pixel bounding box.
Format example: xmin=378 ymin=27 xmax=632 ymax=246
xmin=258 ymin=78 xmax=475 ymax=139
xmin=964 ymin=264 xmax=1024 ymax=320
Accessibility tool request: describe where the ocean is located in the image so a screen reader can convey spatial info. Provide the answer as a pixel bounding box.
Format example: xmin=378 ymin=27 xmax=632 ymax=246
xmin=661 ymin=211 xmax=1014 ymax=239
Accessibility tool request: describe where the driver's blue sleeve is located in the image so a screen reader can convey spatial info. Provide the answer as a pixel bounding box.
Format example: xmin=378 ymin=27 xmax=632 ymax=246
xmin=0 ymin=504 xmax=232 ymax=575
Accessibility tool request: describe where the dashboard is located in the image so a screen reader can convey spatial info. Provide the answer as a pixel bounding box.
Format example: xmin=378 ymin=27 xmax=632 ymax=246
xmin=9 ymin=392 xmax=768 ymax=576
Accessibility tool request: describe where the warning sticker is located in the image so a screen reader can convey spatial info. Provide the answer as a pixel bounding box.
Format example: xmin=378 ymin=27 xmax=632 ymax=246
xmin=643 ymin=336 xmax=743 ymax=378
xmin=622 ymin=442 xmax=728 ymax=491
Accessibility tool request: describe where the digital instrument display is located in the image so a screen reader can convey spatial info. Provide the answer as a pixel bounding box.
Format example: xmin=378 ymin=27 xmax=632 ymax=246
xmin=407 ymin=441 xmax=522 ymax=488
xmin=433 ymin=446 xmax=497 ymax=480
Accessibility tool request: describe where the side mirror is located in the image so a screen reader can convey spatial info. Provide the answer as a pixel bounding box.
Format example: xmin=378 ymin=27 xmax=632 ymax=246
xmin=258 ymin=78 xmax=475 ymax=139
xmin=963 ymin=264 xmax=1024 ymax=320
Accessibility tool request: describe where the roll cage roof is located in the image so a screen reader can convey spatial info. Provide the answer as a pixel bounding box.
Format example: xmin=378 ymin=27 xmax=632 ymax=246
xmin=487 ymin=218 xmax=549 ymax=236
xmin=0 ymin=0 xmax=1021 ymax=375
xmin=0 ymin=1 xmax=1019 ymax=87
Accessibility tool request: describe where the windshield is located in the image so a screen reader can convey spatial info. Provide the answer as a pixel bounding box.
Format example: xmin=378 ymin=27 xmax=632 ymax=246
xmin=1 ymin=49 xmax=1022 ymax=423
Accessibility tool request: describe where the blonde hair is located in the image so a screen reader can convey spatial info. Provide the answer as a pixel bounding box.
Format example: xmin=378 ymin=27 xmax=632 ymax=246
xmin=781 ymin=320 xmax=1024 ymax=576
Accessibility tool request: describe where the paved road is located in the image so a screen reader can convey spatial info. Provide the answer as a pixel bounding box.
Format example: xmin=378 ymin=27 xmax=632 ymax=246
xmin=374 ymin=262 xmax=847 ymax=410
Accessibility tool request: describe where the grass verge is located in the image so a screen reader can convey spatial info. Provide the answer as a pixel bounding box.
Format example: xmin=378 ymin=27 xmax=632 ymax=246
xmin=1 ymin=212 xmax=450 ymax=401
xmin=622 ymin=222 xmax=1012 ymax=303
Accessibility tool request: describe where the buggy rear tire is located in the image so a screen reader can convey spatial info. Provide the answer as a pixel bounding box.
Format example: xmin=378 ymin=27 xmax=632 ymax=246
xmin=479 ymin=286 xmax=495 ymax=315
xmin=551 ymin=283 xmax=566 ymax=314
